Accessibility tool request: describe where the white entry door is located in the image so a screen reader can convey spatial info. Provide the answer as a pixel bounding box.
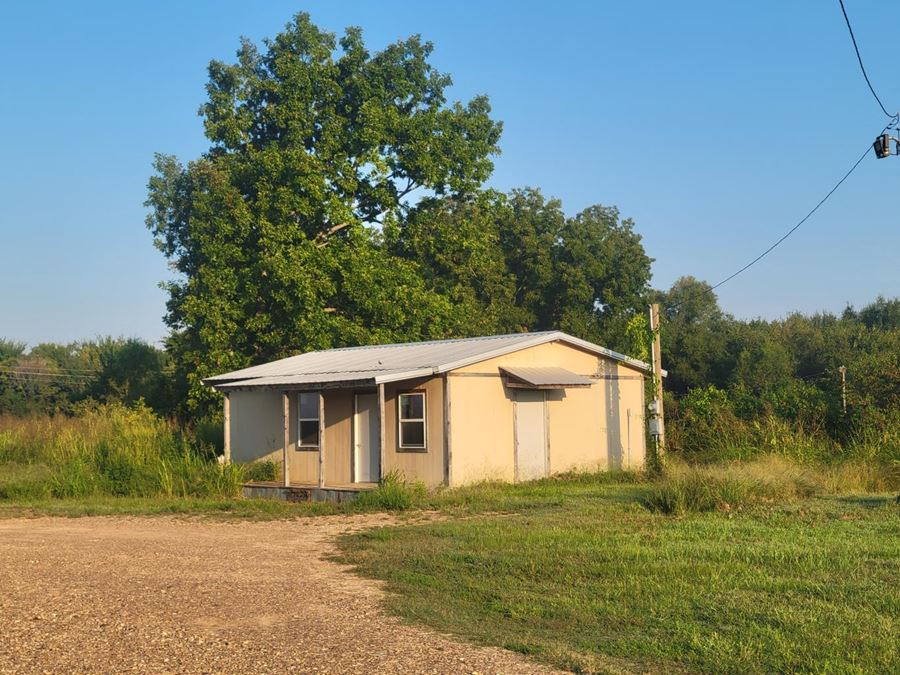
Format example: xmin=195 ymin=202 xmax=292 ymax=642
xmin=514 ymin=390 xmax=547 ymax=481
xmin=354 ymin=393 xmax=381 ymax=483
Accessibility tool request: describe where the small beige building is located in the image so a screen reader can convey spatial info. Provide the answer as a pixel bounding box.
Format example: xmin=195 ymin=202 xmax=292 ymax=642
xmin=205 ymin=331 xmax=652 ymax=490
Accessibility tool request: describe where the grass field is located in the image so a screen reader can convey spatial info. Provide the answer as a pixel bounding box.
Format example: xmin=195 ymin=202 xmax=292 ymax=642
xmin=3 ymin=406 xmax=898 ymax=672
xmin=339 ymin=474 xmax=900 ymax=674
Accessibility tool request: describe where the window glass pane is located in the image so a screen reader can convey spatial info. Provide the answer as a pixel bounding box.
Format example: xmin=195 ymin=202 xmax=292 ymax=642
xmin=399 ymin=393 xmax=424 ymax=420
xmin=299 ymin=420 xmax=319 ymax=447
xmin=400 ymin=420 xmax=425 ymax=447
xmin=299 ymin=392 xmax=319 ymax=420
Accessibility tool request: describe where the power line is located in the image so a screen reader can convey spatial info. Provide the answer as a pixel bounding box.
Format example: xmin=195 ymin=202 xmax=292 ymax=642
xmin=0 ymin=368 xmax=97 ymax=380
xmin=706 ymin=141 xmax=870 ymax=294
xmin=667 ymin=134 xmax=876 ymax=312
xmin=0 ymin=363 xmax=101 ymax=375
xmin=0 ymin=367 xmax=97 ymax=377
xmin=667 ymin=3 xmax=900 ymax=311
xmin=838 ymin=0 xmax=897 ymax=119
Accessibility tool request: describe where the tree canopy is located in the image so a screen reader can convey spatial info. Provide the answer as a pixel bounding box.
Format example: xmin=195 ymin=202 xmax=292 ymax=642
xmin=146 ymin=13 xmax=505 ymax=409
xmin=147 ymin=13 xmax=653 ymax=411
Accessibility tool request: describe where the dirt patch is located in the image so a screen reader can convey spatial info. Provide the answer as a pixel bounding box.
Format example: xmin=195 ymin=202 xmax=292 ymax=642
xmin=0 ymin=515 xmax=559 ymax=674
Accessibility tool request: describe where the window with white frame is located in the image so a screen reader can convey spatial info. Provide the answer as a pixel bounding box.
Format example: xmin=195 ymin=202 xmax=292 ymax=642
xmin=398 ymin=392 xmax=426 ymax=450
xmin=298 ymin=392 xmax=320 ymax=449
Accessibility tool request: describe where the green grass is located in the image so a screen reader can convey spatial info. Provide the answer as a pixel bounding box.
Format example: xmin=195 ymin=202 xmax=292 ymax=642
xmin=339 ymin=472 xmax=900 ymax=674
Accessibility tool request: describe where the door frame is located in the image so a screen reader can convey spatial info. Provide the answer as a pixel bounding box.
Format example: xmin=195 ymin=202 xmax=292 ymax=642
xmin=353 ymin=392 xmax=380 ymax=483
xmin=513 ymin=389 xmax=549 ymax=482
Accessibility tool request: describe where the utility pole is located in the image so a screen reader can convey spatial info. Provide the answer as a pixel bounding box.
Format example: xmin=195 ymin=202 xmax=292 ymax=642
xmin=838 ymin=365 xmax=847 ymax=415
xmin=648 ymin=303 xmax=665 ymax=466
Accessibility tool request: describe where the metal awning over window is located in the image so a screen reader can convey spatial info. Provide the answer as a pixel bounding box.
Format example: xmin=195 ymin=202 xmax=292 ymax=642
xmin=500 ymin=366 xmax=593 ymax=389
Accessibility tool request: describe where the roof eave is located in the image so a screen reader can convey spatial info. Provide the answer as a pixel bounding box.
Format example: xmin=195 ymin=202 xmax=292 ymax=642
xmin=212 ymin=377 xmax=379 ymax=392
xmin=373 ymin=368 xmax=438 ymax=384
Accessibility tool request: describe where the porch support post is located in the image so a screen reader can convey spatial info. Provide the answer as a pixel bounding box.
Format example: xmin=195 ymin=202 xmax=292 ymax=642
xmin=442 ymin=375 xmax=451 ymax=487
xmin=223 ymin=392 xmax=231 ymax=464
xmin=377 ymin=383 xmax=386 ymax=482
xmin=318 ymin=392 xmax=325 ymax=488
xmin=282 ymin=391 xmax=290 ymax=487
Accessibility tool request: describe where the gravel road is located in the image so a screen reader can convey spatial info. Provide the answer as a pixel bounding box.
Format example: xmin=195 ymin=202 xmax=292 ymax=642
xmin=0 ymin=515 xmax=559 ymax=674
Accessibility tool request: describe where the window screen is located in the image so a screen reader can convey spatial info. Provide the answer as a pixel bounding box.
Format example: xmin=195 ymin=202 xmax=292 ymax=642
xmin=298 ymin=392 xmax=320 ymax=448
xmin=398 ymin=392 xmax=426 ymax=449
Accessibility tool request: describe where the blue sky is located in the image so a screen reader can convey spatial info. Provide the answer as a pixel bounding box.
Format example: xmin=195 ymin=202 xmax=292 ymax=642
xmin=1 ymin=1 xmax=898 ymax=347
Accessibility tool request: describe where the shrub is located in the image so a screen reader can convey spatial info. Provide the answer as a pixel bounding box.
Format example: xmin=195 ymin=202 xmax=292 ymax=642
xmin=242 ymin=460 xmax=278 ymax=483
xmin=192 ymin=416 xmax=225 ymax=455
xmin=356 ymin=469 xmax=427 ymax=511
xmin=0 ymin=463 xmax=53 ymax=500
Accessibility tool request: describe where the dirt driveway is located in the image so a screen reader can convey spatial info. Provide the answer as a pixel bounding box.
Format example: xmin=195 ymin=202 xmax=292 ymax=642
xmin=0 ymin=515 xmax=558 ymax=674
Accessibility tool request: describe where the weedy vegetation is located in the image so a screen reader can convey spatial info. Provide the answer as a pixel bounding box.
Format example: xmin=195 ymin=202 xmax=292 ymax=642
xmin=0 ymin=403 xmax=243 ymax=501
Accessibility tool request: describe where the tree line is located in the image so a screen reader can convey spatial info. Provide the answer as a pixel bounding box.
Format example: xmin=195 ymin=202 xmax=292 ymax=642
xmin=0 ymin=337 xmax=177 ymax=417
xmin=3 ymin=291 xmax=897 ymax=448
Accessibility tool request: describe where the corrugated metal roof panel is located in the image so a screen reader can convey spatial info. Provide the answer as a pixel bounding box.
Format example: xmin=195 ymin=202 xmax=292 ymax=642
xmin=205 ymin=332 xmax=556 ymax=384
xmin=205 ymin=331 xmax=655 ymax=390
xmin=500 ymin=366 xmax=594 ymax=388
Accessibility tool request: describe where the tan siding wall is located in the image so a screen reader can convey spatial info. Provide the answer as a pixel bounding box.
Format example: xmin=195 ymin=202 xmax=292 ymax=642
xmin=287 ymin=393 xmax=318 ymax=484
xmin=227 ymin=390 xmax=320 ymax=484
xmin=228 ymin=389 xmax=283 ymax=467
xmin=383 ymin=376 xmax=446 ymax=487
xmin=448 ymin=340 xmax=646 ymax=486
xmin=447 ymin=374 xmax=515 ymax=485
xmin=323 ymin=389 xmax=353 ymax=484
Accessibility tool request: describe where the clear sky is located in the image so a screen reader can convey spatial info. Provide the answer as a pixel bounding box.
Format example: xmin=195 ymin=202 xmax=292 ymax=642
xmin=1 ymin=1 xmax=898 ymax=347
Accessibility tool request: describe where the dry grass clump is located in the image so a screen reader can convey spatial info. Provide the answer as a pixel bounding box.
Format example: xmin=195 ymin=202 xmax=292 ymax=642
xmin=355 ymin=470 xmax=427 ymax=510
xmin=643 ymin=455 xmax=898 ymax=515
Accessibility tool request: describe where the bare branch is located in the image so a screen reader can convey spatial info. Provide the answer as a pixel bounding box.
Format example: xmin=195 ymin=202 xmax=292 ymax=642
xmin=315 ymin=222 xmax=350 ymax=248
xmin=397 ymin=178 xmax=419 ymax=200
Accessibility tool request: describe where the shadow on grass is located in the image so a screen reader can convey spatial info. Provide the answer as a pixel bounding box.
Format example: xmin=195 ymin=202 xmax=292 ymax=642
xmin=833 ymin=494 xmax=899 ymax=508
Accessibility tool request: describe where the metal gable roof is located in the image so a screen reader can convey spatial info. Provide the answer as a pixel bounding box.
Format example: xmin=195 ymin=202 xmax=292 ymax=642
xmin=204 ymin=331 xmax=655 ymax=390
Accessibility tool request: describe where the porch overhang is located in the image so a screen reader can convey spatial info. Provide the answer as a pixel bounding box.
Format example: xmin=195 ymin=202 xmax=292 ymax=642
xmin=500 ymin=366 xmax=594 ymax=389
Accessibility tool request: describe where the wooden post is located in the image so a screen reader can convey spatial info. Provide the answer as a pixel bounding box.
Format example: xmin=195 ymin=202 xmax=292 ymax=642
xmin=282 ymin=391 xmax=290 ymax=487
xmin=318 ymin=392 xmax=325 ymax=488
xmin=649 ymin=303 xmax=666 ymax=462
xmin=223 ymin=392 xmax=231 ymax=464
xmin=838 ymin=365 xmax=847 ymax=415
xmin=377 ymin=383 xmax=386 ymax=483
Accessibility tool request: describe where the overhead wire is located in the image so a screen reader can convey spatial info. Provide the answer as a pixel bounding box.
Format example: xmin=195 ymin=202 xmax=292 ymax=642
xmin=0 ymin=363 xmax=100 ymax=374
xmin=0 ymin=368 xmax=98 ymax=380
xmin=666 ymin=131 xmax=879 ymax=313
xmin=837 ymin=0 xmax=897 ymax=120
xmin=666 ymin=3 xmax=899 ymax=315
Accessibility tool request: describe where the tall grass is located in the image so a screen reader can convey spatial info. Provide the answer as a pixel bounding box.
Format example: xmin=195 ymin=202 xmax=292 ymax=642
xmin=0 ymin=403 xmax=243 ymax=500
xmin=355 ymin=469 xmax=427 ymax=510
xmin=644 ymin=455 xmax=899 ymax=515
xmin=666 ymin=386 xmax=900 ymax=465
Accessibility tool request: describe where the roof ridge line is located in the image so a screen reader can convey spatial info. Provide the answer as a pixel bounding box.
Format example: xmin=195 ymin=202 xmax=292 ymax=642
xmin=321 ymin=331 xmax=559 ymax=353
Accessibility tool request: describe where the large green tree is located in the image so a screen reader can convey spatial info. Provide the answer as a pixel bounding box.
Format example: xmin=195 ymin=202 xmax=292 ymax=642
xmin=393 ymin=188 xmax=653 ymax=347
xmin=146 ymin=14 xmax=502 ymax=410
